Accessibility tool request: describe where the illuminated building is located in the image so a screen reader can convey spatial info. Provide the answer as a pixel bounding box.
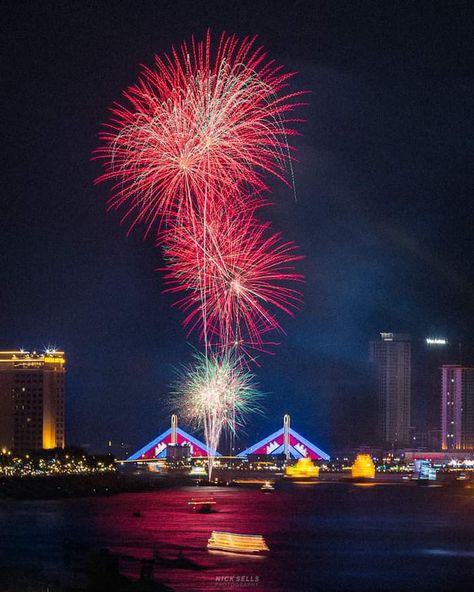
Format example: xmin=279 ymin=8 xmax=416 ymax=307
xmin=128 ymin=415 xmax=221 ymax=460
xmin=370 ymin=333 xmax=411 ymax=447
xmin=237 ymin=414 xmax=330 ymax=460
xmin=0 ymin=350 xmax=65 ymax=452
xmin=403 ymin=450 xmax=474 ymax=463
xmin=441 ymin=365 xmax=474 ymax=450
xmin=351 ymin=454 xmax=375 ymax=479
xmin=413 ymin=337 xmax=456 ymax=443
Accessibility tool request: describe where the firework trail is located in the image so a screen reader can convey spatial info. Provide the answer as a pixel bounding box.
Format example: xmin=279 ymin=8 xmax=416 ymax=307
xmin=95 ymin=32 xmax=305 ymax=476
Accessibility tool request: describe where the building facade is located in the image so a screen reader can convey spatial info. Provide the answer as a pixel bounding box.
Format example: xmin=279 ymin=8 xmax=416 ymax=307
xmin=0 ymin=350 xmax=65 ymax=452
xmin=441 ymin=365 xmax=474 ymax=450
xmin=370 ymin=333 xmax=411 ymax=447
xmin=413 ymin=338 xmax=459 ymax=436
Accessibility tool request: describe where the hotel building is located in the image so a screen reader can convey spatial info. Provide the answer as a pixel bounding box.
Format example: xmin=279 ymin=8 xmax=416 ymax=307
xmin=370 ymin=333 xmax=412 ymax=447
xmin=441 ymin=364 xmax=474 ymax=450
xmin=0 ymin=350 xmax=66 ymax=452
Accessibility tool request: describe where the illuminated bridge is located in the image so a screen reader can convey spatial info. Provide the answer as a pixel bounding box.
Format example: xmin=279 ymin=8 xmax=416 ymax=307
xmin=128 ymin=415 xmax=220 ymax=461
xmin=237 ymin=414 xmax=330 ymax=460
xmin=128 ymin=414 xmax=329 ymax=461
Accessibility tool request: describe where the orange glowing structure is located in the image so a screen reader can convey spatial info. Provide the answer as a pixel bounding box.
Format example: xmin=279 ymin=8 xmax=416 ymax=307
xmin=351 ymin=454 xmax=376 ymax=479
xmin=285 ymin=457 xmax=320 ymax=479
xmin=207 ymin=531 xmax=269 ymax=554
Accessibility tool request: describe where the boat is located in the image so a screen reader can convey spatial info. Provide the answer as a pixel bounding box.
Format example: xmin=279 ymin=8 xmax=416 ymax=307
xmin=207 ymin=531 xmax=269 ymax=554
xmin=260 ymin=481 xmax=275 ymax=493
xmin=188 ymin=497 xmax=217 ymax=513
xmin=285 ymin=458 xmax=320 ymax=480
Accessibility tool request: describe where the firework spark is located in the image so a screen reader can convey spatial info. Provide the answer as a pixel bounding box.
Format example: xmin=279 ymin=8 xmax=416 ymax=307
xmin=95 ymin=33 xmax=306 ymax=477
xmin=163 ymin=206 xmax=304 ymax=355
xmin=95 ymin=31 xmax=305 ymax=237
xmin=172 ymin=351 xmax=261 ymax=478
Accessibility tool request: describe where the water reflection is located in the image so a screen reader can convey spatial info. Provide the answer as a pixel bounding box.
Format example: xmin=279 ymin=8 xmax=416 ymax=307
xmin=0 ymin=483 xmax=473 ymax=591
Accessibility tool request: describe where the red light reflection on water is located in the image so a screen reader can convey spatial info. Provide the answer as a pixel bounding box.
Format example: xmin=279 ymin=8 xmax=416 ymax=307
xmin=1 ymin=483 xmax=474 ymax=591
xmin=90 ymin=486 xmax=278 ymax=590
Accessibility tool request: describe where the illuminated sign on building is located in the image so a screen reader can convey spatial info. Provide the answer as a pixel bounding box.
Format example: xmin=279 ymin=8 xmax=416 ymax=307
xmin=426 ymin=338 xmax=447 ymax=345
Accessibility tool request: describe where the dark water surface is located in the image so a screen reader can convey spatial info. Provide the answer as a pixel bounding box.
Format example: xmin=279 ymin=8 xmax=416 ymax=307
xmin=0 ymin=482 xmax=473 ymax=591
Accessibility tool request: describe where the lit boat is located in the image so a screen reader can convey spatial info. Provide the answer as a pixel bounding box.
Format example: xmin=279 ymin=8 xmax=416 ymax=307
xmin=189 ymin=466 xmax=207 ymax=476
xmin=188 ymin=497 xmax=217 ymax=513
xmin=260 ymin=481 xmax=275 ymax=493
xmin=207 ymin=531 xmax=269 ymax=554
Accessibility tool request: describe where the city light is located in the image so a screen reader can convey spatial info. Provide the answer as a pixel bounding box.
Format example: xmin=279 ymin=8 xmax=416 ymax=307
xmin=0 ymin=451 xmax=115 ymax=478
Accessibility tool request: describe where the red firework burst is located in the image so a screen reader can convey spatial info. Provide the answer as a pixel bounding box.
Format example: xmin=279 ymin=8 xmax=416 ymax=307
xmin=94 ymin=31 xmax=305 ymax=237
xmin=162 ymin=205 xmax=304 ymax=355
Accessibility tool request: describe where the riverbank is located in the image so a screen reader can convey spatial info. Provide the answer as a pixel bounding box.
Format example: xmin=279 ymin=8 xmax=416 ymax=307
xmin=1 ymin=469 xmax=470 ymax=500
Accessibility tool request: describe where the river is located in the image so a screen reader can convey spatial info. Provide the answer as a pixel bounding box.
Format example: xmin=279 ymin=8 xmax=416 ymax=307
xmin=0 ymin=481 xmax=473 ymax=591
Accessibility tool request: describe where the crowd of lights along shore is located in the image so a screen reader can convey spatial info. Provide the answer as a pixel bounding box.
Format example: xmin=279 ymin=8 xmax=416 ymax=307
xmin=95 ymin=32 xmax=305 ymax=477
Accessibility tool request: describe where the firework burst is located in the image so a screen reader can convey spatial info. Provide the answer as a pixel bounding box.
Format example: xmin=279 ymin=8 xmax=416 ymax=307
xmin=163 ymin=206 xmax=304 ymax=356
xmin=172 ymin=351 xmax=261 ymax=478
xmin=94 ymin=31 xmax=305 ymax=236
xmin=95 ymin=33 xmax=306 ymax=477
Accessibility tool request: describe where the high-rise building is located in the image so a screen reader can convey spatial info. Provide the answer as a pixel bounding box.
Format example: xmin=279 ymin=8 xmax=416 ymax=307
xmin=413 ymin=338 xmax=458 ymax=435
xmin=0 ymin=350 xmax=66 ymax=453
xmin=441 ymin=365 xmax=474 ymax=450
xmin=369 ymin=333 xmax=411 ymax=447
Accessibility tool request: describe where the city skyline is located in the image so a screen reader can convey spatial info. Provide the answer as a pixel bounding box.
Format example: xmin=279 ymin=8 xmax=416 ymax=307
xmin=1 ymin=334 xmax=472 ymax=455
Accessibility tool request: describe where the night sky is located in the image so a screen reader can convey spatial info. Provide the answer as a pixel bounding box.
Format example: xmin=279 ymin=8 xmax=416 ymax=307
xmin=2 ymin=1 xmax=473 ymax=454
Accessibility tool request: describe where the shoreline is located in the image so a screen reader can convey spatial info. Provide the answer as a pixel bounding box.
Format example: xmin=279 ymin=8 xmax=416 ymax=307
xmin=0 ymin=470 xmax=469 ymax=500
xmin=0 ymin=472 xmax=167 ymax=500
